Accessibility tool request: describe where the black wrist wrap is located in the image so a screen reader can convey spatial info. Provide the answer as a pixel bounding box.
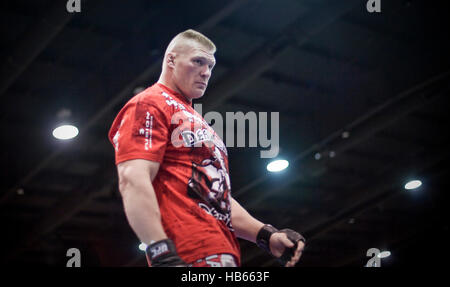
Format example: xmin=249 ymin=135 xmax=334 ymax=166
xmin=145 ymin=239 xmax=186 ymax=267
xmin=256 ymin=224 xmax=279 ymax=254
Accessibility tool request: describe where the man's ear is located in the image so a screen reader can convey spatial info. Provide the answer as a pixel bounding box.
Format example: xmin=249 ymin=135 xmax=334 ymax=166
xmin=167 ymin=52 xmax=176 ymax=69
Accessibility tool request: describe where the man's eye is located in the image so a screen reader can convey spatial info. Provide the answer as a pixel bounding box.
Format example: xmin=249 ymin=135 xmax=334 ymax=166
xmin=194 ymin=59 xmax=202 ymax=65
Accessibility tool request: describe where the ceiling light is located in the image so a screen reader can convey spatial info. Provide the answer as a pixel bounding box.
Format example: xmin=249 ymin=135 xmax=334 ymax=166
xmin=138 ymin=243 xmax=147 ymax=252
xmin=404 ymin=180 xmax=422 ymax=190
xmin=52 ymin=125 xmax=79 ymax=140
xmin=267 ymin=159 xmax=289 ymax=172
xmin=377 ymin=251 xmax=391 ymax=258
xmin=133 ymin=87 xmax=145 ymax=95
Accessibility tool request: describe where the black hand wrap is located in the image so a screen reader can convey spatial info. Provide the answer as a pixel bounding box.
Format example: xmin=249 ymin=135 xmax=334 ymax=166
xmin=277 ymin=229 xmax=306 ymax=266
xmin=146 ymin=239 xmax=187 ymax=267
xmin=256 ymin=225 xmax=306 ymax=266
xmin=256 ymin=224 xmax=279 ymax=254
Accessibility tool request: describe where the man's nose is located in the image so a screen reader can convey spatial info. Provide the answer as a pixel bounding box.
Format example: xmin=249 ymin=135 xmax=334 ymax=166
xmin=200 ymin=65 xmax=211 ymax=79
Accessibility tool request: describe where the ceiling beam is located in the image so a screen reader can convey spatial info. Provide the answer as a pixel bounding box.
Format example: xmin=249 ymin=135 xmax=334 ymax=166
xmin=0 ymin=1 xmax=75 ymax=96
xmin=2 ymin=182 xmax=112 ymax=264
xmin=256 ymin=145 xmax=450 ymax=266
xmin=236 ymin=70 xmax=449 ymax=203
xmin=241 ymin=71 xmax=450 ymax=265
xmin=0 ymin=0 xmax=256 ymax=263
xmin=201 ymin=0 xmax=359 ymax=113
xmin=0 ymin=0 xmax=252 ymax=207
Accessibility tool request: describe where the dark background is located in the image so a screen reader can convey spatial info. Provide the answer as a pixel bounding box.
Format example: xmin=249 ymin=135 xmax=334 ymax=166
xmin=0 ymin=0 xmax=449 ymax=267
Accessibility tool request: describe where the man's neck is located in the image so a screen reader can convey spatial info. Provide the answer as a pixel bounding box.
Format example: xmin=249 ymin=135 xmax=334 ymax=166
xmin=157 ymin=78 xmax=192 ymax=104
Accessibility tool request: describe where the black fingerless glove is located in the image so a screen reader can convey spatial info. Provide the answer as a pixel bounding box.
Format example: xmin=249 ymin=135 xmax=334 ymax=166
xmin=277 ymin=228 xmax=306 ymax=266
xmin=256 ymin=224 xmax=279 ymax=254
xmin=146 ymin=239 xmax=187 ymax=267
xmin=256 ymin=224 xmax=306 ymax=266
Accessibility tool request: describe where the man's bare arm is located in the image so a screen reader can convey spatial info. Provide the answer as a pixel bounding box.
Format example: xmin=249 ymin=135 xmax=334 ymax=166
xmin=230 ymin=196 xmax=264 ymax=243
xmin=117 ymin=159 xmax=167 ymax=245
xmin=230 ymin=195 xmax=305 ymax=267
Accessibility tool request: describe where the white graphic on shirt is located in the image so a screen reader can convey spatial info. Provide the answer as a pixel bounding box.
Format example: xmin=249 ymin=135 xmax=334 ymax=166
xmin=198 ymin=203 xmax=233 ymax=231
xmin=144 ymin=111 xmax=153 ymax=150
xmin=187 ymin=147 xmax=232 ymax=230
xmin=113 ymin=131 xmax=120 ymax=152
xmin=181 ymin=109 xmax=206 ymax=125
xmin=113 ymin=119 xmax=124 ymax=152
xmin=159 ymin=89 xmax=233 ymax=229
xmin=162 ymin=91 xmax=186 ymax=111
xmin=181 ymin=128 xmax=214 ymax=147
xmin=171 ymin=109 xmax=228 ymax=157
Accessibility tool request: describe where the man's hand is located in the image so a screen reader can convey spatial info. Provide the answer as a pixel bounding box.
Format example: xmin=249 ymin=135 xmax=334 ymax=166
xmin=269 ymin=231 xmax=305 ymax=267
xmin=256 ymin=224 xmax=306 ymax=267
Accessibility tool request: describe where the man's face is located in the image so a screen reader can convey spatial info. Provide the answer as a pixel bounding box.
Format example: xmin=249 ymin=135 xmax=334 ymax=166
xmin=170 ymin=41 xmax=216 ymax=101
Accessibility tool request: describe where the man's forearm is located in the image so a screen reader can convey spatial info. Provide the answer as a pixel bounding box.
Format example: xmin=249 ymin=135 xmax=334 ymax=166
xmin=120 ymin=178 xmax=168 ymax=245
xmin=230 ymin=196 xmax=265 ymax=243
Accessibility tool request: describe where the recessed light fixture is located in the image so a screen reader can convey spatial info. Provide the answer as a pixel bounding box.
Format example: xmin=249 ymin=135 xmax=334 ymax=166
xmin=377 ymin=251 xmax=391 ymax=258
xmin=267 ymin=159 xmax=289 ymax=172
xmin=139 ymin=243 xmax=147 ymax=252
xmin=133 ymin=87 xmax=145 ymax=95
xmin=52 ymin=125 xmax=79 ymax=140
xmin=404 ymin=180 xmax=422 ymax=190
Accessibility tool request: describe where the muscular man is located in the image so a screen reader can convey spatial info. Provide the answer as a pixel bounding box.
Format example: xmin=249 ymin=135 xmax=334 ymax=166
xmin=108 ymin=29 xmax=305 ymax=267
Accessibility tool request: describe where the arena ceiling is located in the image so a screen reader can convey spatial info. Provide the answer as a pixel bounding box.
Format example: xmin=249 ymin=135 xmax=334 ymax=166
xmin=1 ymin=0 xmax=449 ymax=266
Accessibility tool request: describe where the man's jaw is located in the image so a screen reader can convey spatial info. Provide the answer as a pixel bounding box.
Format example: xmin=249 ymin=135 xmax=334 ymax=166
xmin=195 ymin=82 xmax=207 ymax=91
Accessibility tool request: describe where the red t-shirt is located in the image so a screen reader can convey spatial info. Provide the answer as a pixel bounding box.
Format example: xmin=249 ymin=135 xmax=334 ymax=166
xmin=108 ymin=83 xmax=241 ymax=265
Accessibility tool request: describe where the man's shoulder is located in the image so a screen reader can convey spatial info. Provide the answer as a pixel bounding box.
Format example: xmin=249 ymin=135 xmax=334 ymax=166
xmin=137 ymin=85 xmax=192 ymax=115
xmin=134 ymin=84 xmax=168 ymax=106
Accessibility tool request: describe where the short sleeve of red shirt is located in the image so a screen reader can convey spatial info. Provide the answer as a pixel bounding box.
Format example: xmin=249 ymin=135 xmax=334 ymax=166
xmin=108 ymin=96 xmax=171 ymax=165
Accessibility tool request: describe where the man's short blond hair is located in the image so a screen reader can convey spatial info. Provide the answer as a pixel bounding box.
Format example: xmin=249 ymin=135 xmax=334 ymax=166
xmin=166 ymin=29 xmax=216 ymax=54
